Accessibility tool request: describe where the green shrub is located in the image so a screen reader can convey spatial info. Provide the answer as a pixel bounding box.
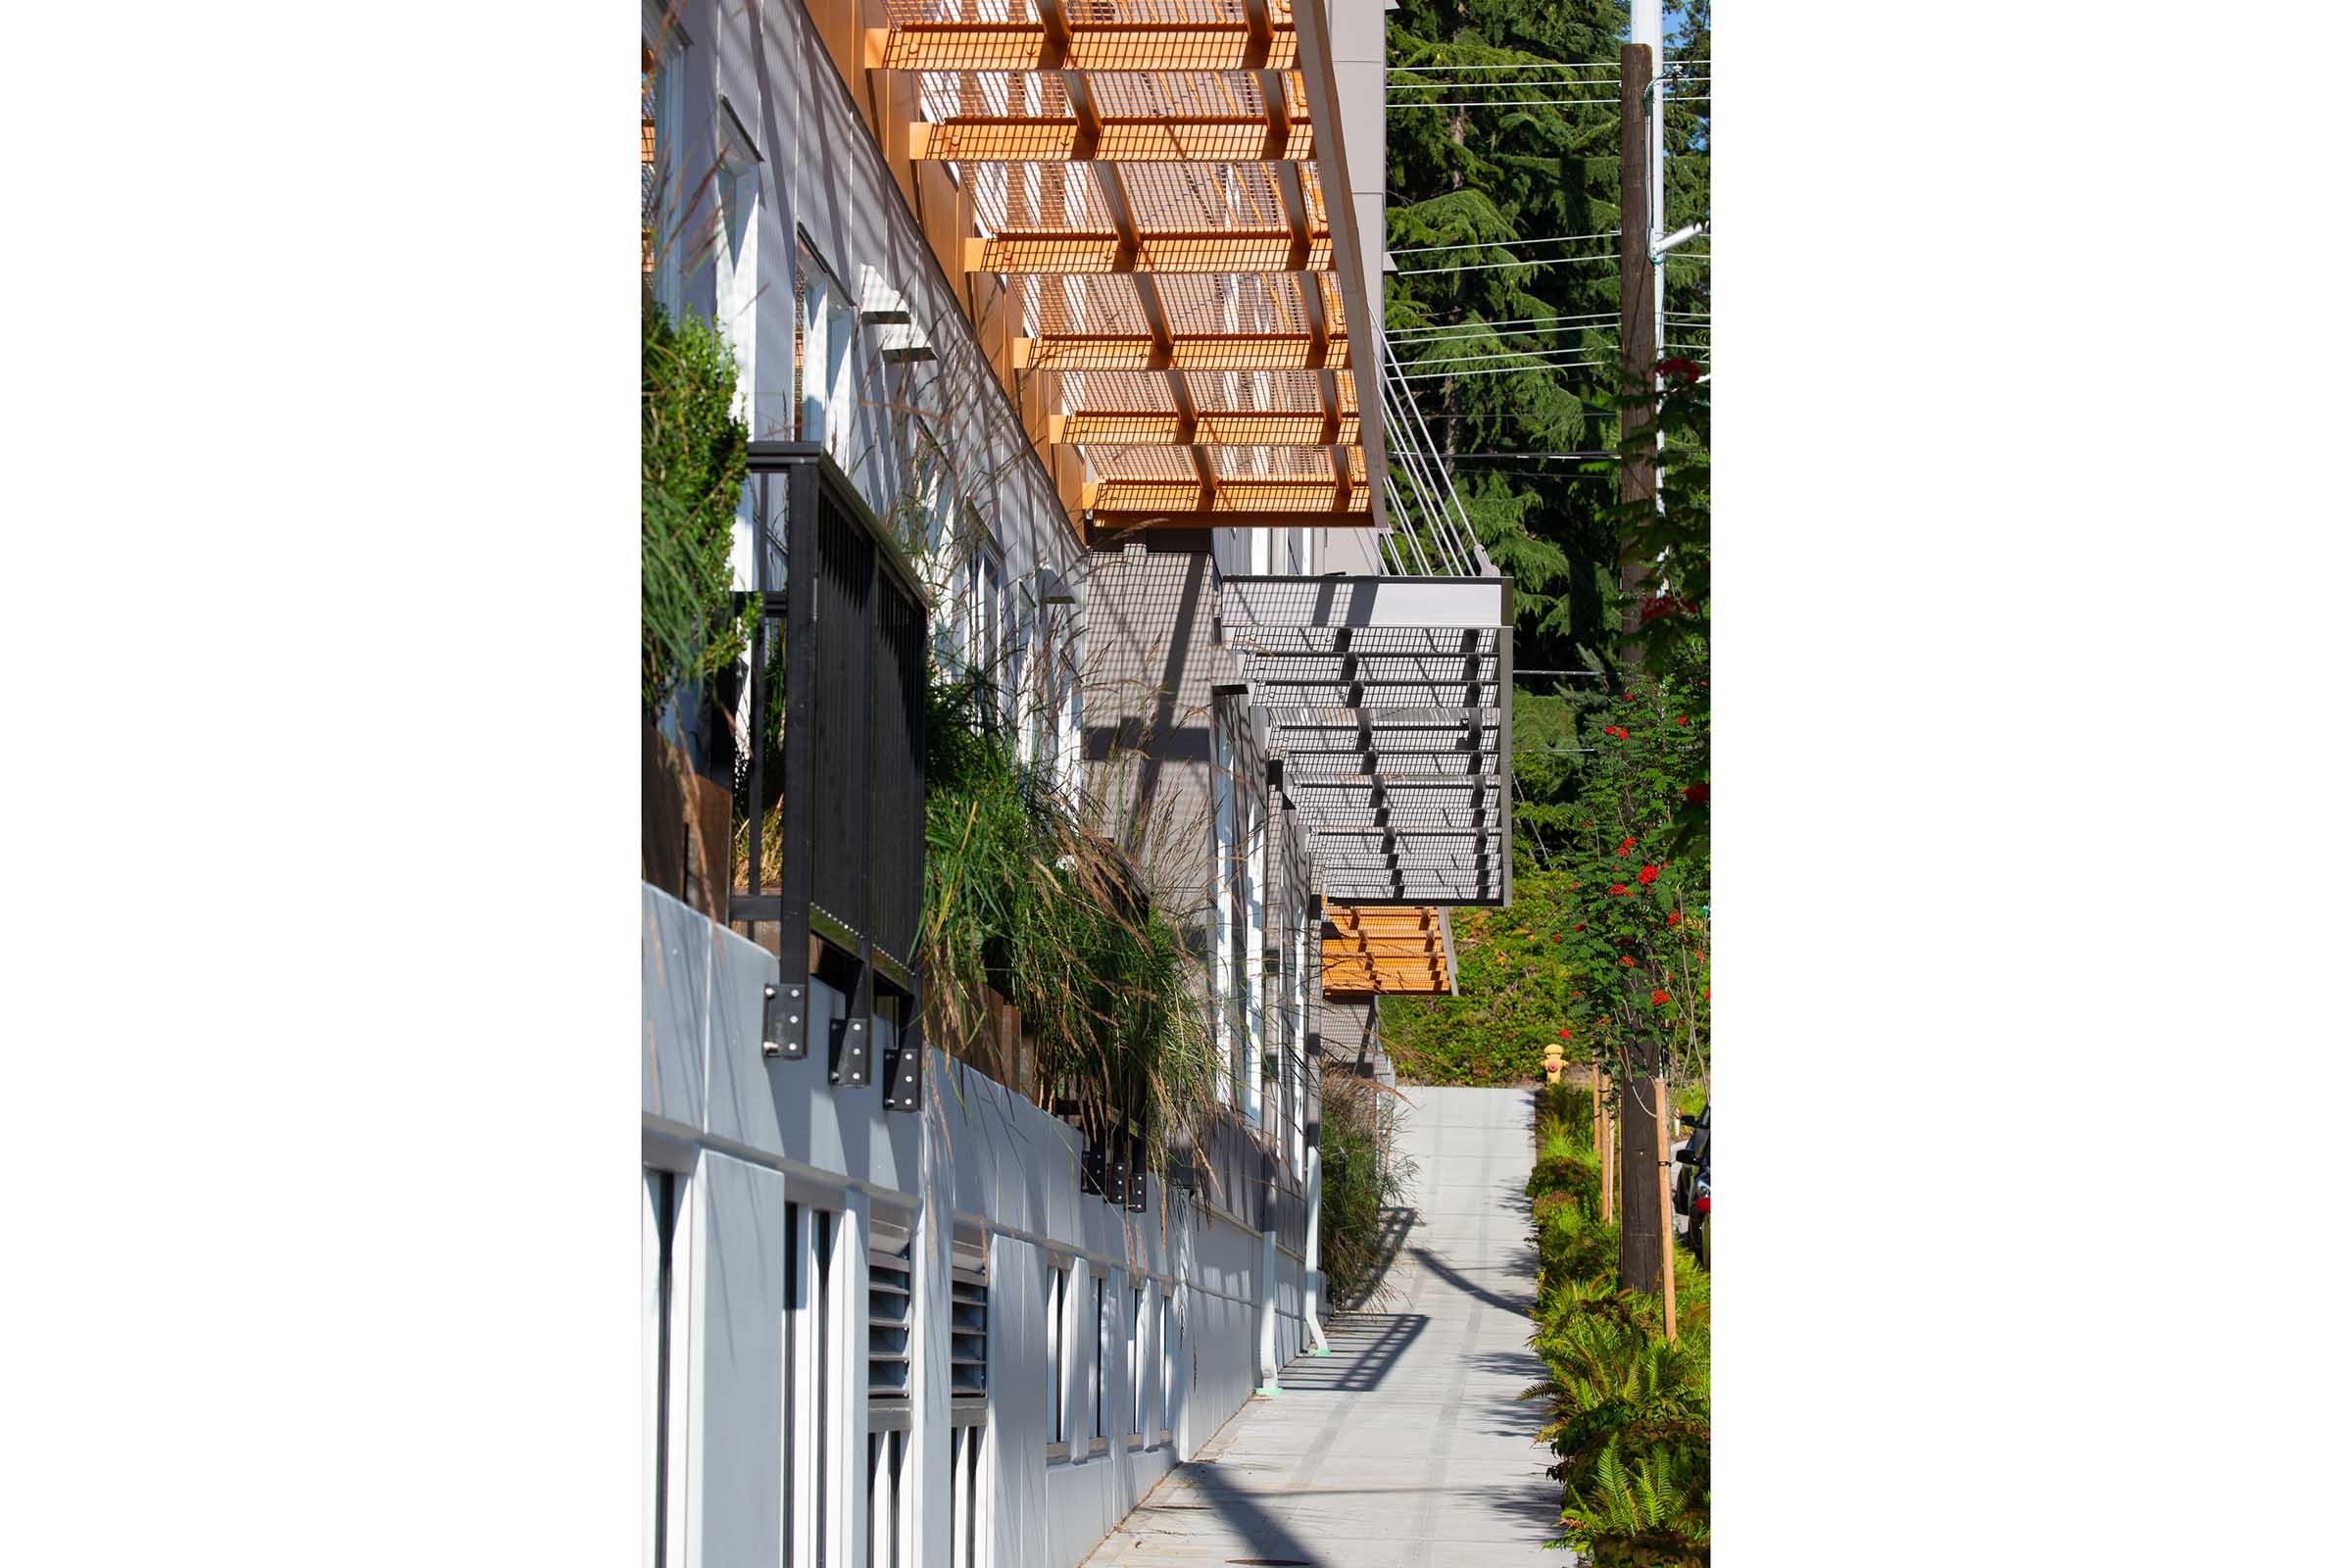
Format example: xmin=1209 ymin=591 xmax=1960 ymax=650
xmin=1519 ymin=1065 xmax=1710 ymax=1560
xmin=1320 ymin=1069 xmax=1407 ymax=1307
xmin=1559 ymin=1440 xmax=1711 ymax=1566
xmin=642 ymin=300 xmax=755 ymax=715
xmin=919 ymin=672 xmax=1219 ymax=1172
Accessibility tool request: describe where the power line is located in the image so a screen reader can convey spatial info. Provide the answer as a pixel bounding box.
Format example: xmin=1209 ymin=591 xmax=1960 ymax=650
xmin=1387 ymin=60 xmax=1624 ymax=71
xmin=1396 ymin=358 xmax=1613 ymax=381
xmin=1387 ymin=312 xmax=1620 ymax=339
xmin=1388 ymin=97 xmax=1622 ymax=109
xmin=1392 ymin=253 xmax=1618 ymax=276
xmin=1393 ymin=329 xmax=1619 ymax=355
xmin=1401 ymin=344 xmax=1614 ymax=370
xmin=1386 ymin=229 xmax=1619 ymax=256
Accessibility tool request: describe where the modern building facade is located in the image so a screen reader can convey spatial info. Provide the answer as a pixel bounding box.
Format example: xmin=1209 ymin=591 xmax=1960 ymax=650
xmin=641 ymin=1 xmax=1510 ymax=1564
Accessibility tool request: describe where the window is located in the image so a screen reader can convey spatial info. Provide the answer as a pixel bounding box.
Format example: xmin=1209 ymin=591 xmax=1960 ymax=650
xmin=789 ymin=1206 xmax=839 ymax=1568
xmin=643 ymin=1169 xmax=681 ymax=1568
xmin=1091 ymin=1275 xmax=1106 ymax=1441
xmin=867 ymin=1429 xmax=906 ymax=1568
xmin=1210 ymin=713 xmax=1239 ymax=1106
xmin=1045 ymin=1261 xmax=1068 ymax=1450
xmin=948 ymin=1228 xmax=988 ymax=1568
xmin=1291 ymin=907 xmax=1309 ymax=1169
xmin=714 ymin=99 xmax=760 ymax=375
xmin=797 ymin=241 xmax=859 ymax=458
xmin=867 ymin=1207 xmax=914 ymax=1568
xmin=1238 ymin=778 xmax=1265 ymax=1128
xmin=1158 ymin=1291 xmax=1177 ymax=1444
xmin=966 ymin=534 xmax=1004 ymax=706
xmin=1128 ymin=1281 xmax=1146 ymax=1440
xmin=1006 ymin=589 xmax=1032 ymax=749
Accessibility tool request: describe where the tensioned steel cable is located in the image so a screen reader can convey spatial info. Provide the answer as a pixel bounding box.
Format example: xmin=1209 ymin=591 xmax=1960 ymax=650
xmin=1385 ymin=229 xmax=1619 ymax=256
xmin=1379 ymin=335 xmax=1492 ymax=576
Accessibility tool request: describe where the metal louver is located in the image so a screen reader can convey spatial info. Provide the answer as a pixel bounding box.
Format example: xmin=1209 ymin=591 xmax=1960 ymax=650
xmin=868 ymin=1213 xmax=915 ymax=1412
xmin=949 ymin=1227 xmax=988 ymax=1414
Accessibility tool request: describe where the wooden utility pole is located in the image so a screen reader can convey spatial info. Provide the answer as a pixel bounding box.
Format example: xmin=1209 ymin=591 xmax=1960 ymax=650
xmin=1608 ymin=37 xmax=1669 ymax=1298
xmin=1616 ymin=39 xmax=1658 ymax=646
xmin=1656 ymin=1072 xmax=1677 ymax=1340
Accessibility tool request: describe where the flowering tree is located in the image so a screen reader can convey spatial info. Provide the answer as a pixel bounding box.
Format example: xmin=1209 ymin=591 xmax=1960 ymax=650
xmin=1550 ymin=677 xmax=1710 ymax=1093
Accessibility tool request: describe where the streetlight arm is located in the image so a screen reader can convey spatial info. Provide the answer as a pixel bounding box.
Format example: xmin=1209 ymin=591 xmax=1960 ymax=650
xmin=1649 ymin=221 xmax=1710 ymax=264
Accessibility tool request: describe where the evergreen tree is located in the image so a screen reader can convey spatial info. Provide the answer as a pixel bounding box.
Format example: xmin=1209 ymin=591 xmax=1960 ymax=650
xmin=1384 ymin=0 xmax=1709 ymax=872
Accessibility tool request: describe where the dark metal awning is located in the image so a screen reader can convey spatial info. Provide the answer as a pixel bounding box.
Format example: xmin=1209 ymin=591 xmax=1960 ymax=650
xmin=1222 ymin=574 xmax=1512 ymax=906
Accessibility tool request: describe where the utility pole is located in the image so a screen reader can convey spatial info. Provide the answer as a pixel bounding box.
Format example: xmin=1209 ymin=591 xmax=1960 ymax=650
xmin=1612 ymin=20 xmax=1669 ymax=1298
xmin=1616 ymin=10 xmax=1663 ymax=646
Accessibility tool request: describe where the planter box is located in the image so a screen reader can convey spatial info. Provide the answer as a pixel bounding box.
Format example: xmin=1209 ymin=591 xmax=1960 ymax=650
xmin=642 ymin=719 xmax=732 ymax=925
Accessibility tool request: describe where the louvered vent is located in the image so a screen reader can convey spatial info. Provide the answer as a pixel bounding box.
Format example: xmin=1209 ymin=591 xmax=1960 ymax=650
xmin=868 ymin=1213 xmax=914 ymax=1409
xmin=949 ymin=1226 xmax=989 ymax=1413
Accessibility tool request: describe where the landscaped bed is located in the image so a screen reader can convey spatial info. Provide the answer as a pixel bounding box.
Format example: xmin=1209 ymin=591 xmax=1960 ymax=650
xmin=1524 ymin=1082 xmax=1711 ymax=1564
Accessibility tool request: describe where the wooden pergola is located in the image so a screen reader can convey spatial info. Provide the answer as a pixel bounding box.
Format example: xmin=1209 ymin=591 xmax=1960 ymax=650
xmin=1321 ymin=905 xmax=1453 ymax=997
xmin=879 ymin=0 xmax=1372 ymax=534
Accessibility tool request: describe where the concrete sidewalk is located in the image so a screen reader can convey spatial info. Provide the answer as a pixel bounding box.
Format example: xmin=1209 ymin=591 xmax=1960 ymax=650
xmin=1078 ymin=1087 xmax=1559 ymax=1568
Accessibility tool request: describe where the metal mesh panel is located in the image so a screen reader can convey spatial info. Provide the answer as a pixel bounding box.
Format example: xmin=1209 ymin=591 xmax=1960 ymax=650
xmin=1060 ymin=369 xmax=1178 ymax=411
xmin=811 ymin=488 xmax=874 ymax=934
xmin=1207 ymin=445 xmax=1338 ymax=481
xmin=1154 ymin=273 xmax=1310 ymax=336
xmin=1088 ymin=69 xmax=1265 ymax=118
xmin=871 ymin=578 xmax=927 ymax=964
xmin=1184 ymin=368 xmax=1323 ymax=413
xmin=885 ymin=0 xmax=1044 ymax=22
xmin=1088 ymin=447 xmax=1200 ymax=481
xmin=1116 ymin=162 xmax=1288 ymax=232
xmin=1020 ymin=274 xmax=1151 ymax=337
xmin=961 ymin=161 xmax=1116 ymax=233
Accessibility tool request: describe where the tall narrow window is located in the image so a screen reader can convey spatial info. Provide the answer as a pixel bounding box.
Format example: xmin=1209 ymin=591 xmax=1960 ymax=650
xmin=644 ymin=1169 xmax=680 ymax=1568
xmin=1129 ymin=1281 xmax=1145 ymax=1439
xmin=1045 ymin=1262 xmax=1067 ymax=1450
xmin=866 ymin=1207 xmax=915 ymax=1568
xmin=1239 ymin=784 xmax=1264 ymax=1128
xmin=948 ymin=1228 xmax=989 ymax=1568
xmin=1158 ymin=1292 xmax=1177 ymax=1445
xmin=1210 ymin=712 xmax=1240 ymax=1106
xmin=796 ymin=242 xmax=858 ymax=459
xmin=714 ymin=100 xmax=760 ymax=373
xmin=791 ymin=1208 xmax=837 ymax=1568
xmin=1091 ymin=1275 xmax=1106 ymax=1441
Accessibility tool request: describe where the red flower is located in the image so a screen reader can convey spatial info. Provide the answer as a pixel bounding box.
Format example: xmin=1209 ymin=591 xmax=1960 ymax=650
xmin=1650 ymin=990 xmax=1671 ymax=1005
xmin=1620 ymin=956 xmax=1635 ymax=966
xmin=1667 ymin=909 xmax=1682 ymax=926
xmin=1557 ymin=1028 xmax=1573 ymax=1039
xmin=1622 ymin=691 xmax=1638 ymax=702
xmin=1703 ymin=987 xmax=1711 ymax=1000
xmin=1608 ymin=884 xmax=1629 ymax=896
xmin=1677 ymin=715 xmax=1689 ymax=726
xmin=1637 ymin=864 xmax=1660 ymax=886
xmin=1658 ymin=357 xmax=1702 ymax=382
xmin=1620 ymin=835 xmax=1636 ymax=851
xmin=1573 ymin=923 xmax=1586 ymax=931
xmin=1683 ymin=782 xmax=1709 ymax=806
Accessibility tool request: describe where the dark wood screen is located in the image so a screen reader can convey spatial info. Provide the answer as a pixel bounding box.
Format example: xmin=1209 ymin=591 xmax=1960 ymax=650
xmin=729 ymin=443 xmax=930 ymax=1110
